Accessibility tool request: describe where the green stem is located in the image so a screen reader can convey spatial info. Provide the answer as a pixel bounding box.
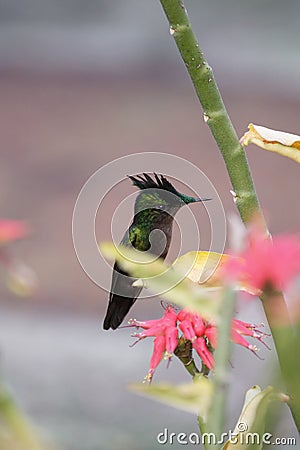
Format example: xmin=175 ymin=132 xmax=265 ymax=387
xmin=159 ymin=0 xmax=265 ymax=225
xmin=174 ymin=339 xmax=209 ymax=449
xmin=158 ymin=0 xmax=300 ymax=433
xmin=197 ymin=414 xmax=206 ymax=444
xmin=207 ymin=288 xmax=236 ymax=449
xmin=174 ymin=338 xmax=200 ymax=377
xmin=194 ymin=372 xmax=209 ymax=450
xmin=261 ymin=292 xmax=300 ymax=430
xmin=174 ymin=290 xmax=236 ymax=448
xmin=0 ymin=379 xmax=46 ymax=450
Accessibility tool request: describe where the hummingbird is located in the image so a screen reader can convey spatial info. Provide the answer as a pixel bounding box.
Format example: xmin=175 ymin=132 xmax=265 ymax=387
xmin=103 ymin=173 xmax=210 ymax=330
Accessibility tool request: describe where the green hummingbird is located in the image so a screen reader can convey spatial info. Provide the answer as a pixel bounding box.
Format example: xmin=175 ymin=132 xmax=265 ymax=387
xmin=103 ymin=173 xmax=210 ymax=330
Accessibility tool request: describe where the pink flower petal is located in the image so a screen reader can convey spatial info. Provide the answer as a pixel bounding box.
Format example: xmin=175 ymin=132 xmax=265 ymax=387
xmin=179 ymin=319 xmax=196 ymax=341
xmin=191 ymin=314 xmax=206 ymax=337
xmin=231 ymin=329 xmax=254 ymax=350
xmin=149 ymin=335 xmax=166 ymax=371
xmin=129 ymin=317 xmax=165 ymax=329
xmin=162 ymin=306 xmax=178 ymax=326
xmin=165 ymin=326 xmax=179 ymax=354
xmin=193 ymin=337 xmax=215 ymax=369
xmin=204 ymin=325 xmax=218 ymax=349
xmin=177 ymin=309 xmax=190 ymax=322
xmin=132 ymin=322 xmax=166 ymax=339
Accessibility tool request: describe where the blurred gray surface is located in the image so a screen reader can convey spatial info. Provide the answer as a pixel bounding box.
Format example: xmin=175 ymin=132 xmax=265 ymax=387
xmin=0 ymin=0 xmax=299 ymax=95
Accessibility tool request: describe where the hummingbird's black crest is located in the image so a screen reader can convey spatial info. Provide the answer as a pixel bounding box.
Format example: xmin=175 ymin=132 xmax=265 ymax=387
xmin=127 ymin=173 xmax=207 ymax=207
xmin=128 ymin=173 xmax=179 ymax=196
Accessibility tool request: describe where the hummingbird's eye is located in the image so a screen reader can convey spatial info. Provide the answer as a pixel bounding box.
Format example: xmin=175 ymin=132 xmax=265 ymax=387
xmin=157 ymin=204 xmax=165 ymax=210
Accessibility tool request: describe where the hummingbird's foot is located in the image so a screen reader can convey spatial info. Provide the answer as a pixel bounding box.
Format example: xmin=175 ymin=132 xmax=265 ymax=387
xmin=132 ymin=278 xmax=148 ymax=289
xmin=132 ymin=278 xmax=144 ymax=288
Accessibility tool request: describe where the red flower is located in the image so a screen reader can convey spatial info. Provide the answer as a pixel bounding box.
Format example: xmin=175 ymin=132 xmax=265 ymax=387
xmin=128 ymin=307 xmax=268 ymax=382
xmin=224 ymin=233 xmax=300 ymax=293
xmin=149 ymin=335 xmax=166 ymax=379
xmin=206 ymin=319 xmax=270 ymax=355
xmin=193 ymin=337 xmax=215 ymax=370
xmin=129 ymin=306 xmax=178 ymax=382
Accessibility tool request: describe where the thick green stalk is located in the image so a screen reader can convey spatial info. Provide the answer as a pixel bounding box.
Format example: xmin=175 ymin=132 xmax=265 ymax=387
xmin=174 ymin=340 xmax=209 ymax=449
xmin=159 ymin=0 xmax=264 ymax=225
xmin=207 ymin=289 xmax=236 ymax=449
xmin=158 ymin=0 xmax=300 ymax=433
xmin=261 ymin=292 xmax=300 ymax=430
xmin=174 ymin=289 xmax=236 ymax=448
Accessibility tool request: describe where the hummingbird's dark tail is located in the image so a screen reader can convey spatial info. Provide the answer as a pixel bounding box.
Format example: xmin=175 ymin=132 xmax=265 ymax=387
xmin=103 ymin=294 xmax=136 ymax=330
xmin=104 ymin=261 xmax=142 ymax=330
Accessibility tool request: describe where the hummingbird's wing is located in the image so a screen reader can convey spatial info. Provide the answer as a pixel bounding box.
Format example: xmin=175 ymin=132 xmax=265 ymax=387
xmin=103 ymin=262 xmax=143 ymax=330
xmin=103 ymin=228 xmax=143 ymax=330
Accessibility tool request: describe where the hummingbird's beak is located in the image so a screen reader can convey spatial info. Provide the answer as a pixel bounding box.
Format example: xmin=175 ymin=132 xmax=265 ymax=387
xmin=194 ymin=197 xmax=212 ymax=202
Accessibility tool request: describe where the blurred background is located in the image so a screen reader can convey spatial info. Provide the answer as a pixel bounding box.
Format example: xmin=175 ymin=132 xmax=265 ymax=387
xmin=0 ymin=0 xmax=299 ymax=449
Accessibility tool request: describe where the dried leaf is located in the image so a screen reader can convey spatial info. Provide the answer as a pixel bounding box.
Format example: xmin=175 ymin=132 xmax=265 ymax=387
xmin=240 ymin=123 xmax=300 ymax=163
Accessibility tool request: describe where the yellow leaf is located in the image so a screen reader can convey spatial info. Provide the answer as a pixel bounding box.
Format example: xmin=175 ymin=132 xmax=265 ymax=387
xmin=172 ymin=251 xmax=259 ymax=295
xmin=172 ymin=251 xmax=229 ymax=286
xmin=240 ymin=123 xmax=300 ymax=163
xmin=130 ymin=375 xmax=213 ymax=417
xmin=6 ymin=262 xmax=38 ymax=298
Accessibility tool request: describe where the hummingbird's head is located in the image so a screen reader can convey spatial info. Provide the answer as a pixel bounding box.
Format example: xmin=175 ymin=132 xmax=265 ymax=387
xmin=128 ymin=173 xmax=211 ymax=215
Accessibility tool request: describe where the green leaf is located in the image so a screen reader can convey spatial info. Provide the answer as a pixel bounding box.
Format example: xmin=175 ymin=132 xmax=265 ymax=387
xmin=130 ymin=374 xmax=213 ymax=417
xmin=100 ymin=242 xmax=221 ymax=321
xmin=222 ymin=385 xmax=289 ymax=450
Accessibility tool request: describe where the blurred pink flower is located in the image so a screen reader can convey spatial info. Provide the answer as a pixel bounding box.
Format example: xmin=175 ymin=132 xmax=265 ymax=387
xmin=224 ymin=233 xmax=300 ymax=292
xmin=0 ymin=220 xmax=30 ymax=245
xmin=0 ymin=219 xmax=37 ymax=297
